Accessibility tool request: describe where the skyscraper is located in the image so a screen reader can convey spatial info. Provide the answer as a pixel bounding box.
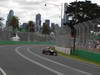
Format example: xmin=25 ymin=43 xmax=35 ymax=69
xmin=62 ymin=3 xmax=68 ymax=27
xmin=6 ymin=10 xmax=14 ymax=27
xmin=45 ymin=19 xmax=50 ymax=26
xmin=35 ymin=13 xmax=41 ymax=32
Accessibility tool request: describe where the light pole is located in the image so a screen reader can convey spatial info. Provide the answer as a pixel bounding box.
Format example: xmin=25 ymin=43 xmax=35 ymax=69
xmin=44 ymin=2 xmax=64 ymax=26
xmin=44 ymin=2 xmax=64 ymax=42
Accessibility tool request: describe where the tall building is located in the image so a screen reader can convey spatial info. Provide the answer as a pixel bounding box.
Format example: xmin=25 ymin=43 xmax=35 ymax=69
xmin=62 ymin=3 xmax=68 ymax=27
xmin=35 ymin=13 xmax=41 ymax=32
xmin=20 ymin=23 xmax=28 ymax=29
xmin=45 ymin=19 xmax=50 ymax=26
xmin=0 ymin=17 xmax=4 ymax=30
xmin=6 ymin=10 xmax=14 ymax=27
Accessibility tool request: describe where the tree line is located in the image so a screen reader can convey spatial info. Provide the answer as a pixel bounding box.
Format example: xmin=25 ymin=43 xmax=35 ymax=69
xmin=7 ymin=16 xmax=52 ymax=35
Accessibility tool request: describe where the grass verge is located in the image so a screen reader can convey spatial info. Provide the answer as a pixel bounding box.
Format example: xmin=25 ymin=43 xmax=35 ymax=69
xmin=0 ymin=41 xmax=56 ymax=45
xmin=58 ymin=51 xmax=100 ymax=66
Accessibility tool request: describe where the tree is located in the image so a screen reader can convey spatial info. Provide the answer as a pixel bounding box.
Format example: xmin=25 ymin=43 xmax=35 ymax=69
xmin=27 ymin=21 xmax=35 ymax=32
xmin=10 ymin=16 xmax=19 ymax=31
xmin=51 ymin=23 xmax=55 ymax=32
xmin=66 ymin=1 xmax=100 ymax=24
xmin=42 ymin=23 xmax=50 ymax=35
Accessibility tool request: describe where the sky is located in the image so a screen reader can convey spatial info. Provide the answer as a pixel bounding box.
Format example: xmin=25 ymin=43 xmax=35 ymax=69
xmin=0 ymin=0 xmax=100 ymax=26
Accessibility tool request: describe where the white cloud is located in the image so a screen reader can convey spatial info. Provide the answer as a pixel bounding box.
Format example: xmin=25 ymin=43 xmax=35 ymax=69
xmin=0 ymin=0 xmax=100 ymax=26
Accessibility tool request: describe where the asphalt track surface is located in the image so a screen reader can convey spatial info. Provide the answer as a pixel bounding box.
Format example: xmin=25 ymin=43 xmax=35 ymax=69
xmin=0 ymin=45 xmax=100 ymax=75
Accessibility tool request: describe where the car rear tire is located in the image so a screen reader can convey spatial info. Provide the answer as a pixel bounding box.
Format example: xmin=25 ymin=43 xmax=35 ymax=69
xmin=54 ymin=52 xmax=57 ymax=56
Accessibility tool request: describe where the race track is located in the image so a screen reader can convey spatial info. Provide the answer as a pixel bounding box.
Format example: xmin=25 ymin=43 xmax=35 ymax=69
xmin=0 ymin=45 xmax=100 ymax=75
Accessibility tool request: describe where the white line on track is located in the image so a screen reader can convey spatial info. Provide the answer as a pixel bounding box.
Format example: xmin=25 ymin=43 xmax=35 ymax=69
xmin=15 ymin=46 xmax=63 ymax=75
xmin=0 ymin=67 xmax=6 ymax=75
xmin=27 ymin=48 xmax=92 ymax=75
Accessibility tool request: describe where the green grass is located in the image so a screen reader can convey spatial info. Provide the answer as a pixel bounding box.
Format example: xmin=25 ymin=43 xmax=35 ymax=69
xmin=58 ymin=51 xmax=100 ymax=66
xmin=0 ymin=41 xmax=56 ymax=45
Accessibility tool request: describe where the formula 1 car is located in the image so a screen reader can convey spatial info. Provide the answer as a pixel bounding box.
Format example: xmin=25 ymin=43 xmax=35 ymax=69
xmin=42 ymin=47 xmax=57 ymax=56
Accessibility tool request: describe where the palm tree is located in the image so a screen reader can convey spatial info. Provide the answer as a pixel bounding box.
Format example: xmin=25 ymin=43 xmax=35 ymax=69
xmin=10 ymin=16 xmax=19 ymax=32
xmin=42 ymin=23 xmax=50 ymax=35
xmin=27 ymin=21 xmax=35 ymax=32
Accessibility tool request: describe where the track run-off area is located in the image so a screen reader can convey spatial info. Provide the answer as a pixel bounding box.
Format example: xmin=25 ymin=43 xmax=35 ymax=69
xmin=0 ymin=45 xmax=100 ymax=75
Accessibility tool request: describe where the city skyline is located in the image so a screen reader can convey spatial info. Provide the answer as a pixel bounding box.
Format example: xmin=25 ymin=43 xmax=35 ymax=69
xmin=0 ymin=0 xmax=100 ymax=26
